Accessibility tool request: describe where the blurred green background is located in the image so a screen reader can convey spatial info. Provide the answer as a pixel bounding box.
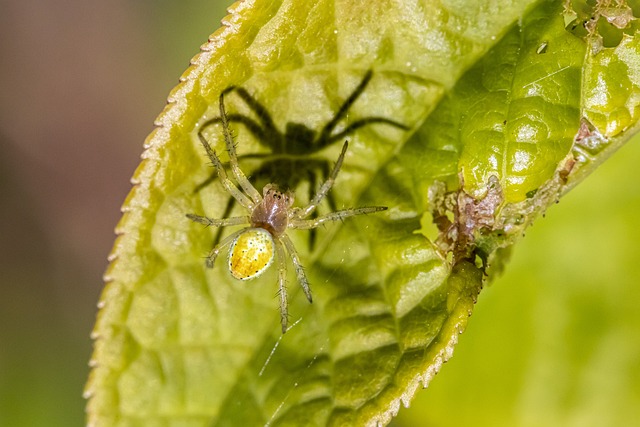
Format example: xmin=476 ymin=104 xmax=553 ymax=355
xmin=1 ymin=1 xmax=638 ymax=426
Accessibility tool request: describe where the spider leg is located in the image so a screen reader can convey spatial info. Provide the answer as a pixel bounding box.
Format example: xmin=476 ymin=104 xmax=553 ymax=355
xmin=294 ymin=141 xmax=349 ymax=220
xmin=219 ymin=91 xmax=262 ymax=204
xmin=316 ymin=70 xmax=373 ymax=144
xmin=209 ymin=197 xmax=237 ymax=247
xmin=325 ymin=192 xmax=339 ymax=213
xmin=197 ymin=133 xmax=254 ymax=210
xmin=204 ymin=228 xmax=246 ymax=269
xmin=289 ymin=206 xmax=387 ymax=229
xmin=274 ymin=238 xmax=290 ymax=333
xmin=296 ymin=159 xmax=341 ymax=249
xmin=320 ymin=161 xmax=340 ymax=213
xmin=281 ymin=235 xmax=313 ymax=303
xmin=306 ymin=168 xmax=318 ymax=251
xmin=199 ymin=114 xmax=267 ymax=143
xmin=194 ymin=153 xmax=272 ymax=194
xmin=186 ymin=214 xmax=249 ymax=228
xmin=326 ymin=117 xmax=409 ymax=145
xmin=189 ymin=200 xmax=242 ymax=251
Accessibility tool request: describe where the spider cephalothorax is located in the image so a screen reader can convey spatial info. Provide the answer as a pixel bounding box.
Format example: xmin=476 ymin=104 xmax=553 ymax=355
xmin=249 ymin=185 xmax=293 ymax=236
xmin=187 ymin=89 xmax=388 ymax=333
xmin=195 ymin=70 xmax=408 ymax=249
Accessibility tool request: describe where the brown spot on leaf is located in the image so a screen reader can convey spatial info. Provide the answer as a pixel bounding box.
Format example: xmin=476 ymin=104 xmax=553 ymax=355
xmin=574 ymin=117 xmax=608 ymax=153
xmin=558 ymin=157 xmax=577 ymax=183
xmin=601 ymin=4 xmax=635 ymax=29
xmin=430 ymin=175 xmax=504 ymax=266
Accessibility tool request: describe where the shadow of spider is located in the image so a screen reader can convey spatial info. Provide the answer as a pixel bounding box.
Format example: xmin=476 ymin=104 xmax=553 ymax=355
xmin=195 ymin=70 xmax=409 ymax=249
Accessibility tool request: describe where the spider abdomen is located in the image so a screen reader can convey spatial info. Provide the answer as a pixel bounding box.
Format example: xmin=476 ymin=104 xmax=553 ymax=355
xmin=228 ymin=228 xmax=275 ymax=280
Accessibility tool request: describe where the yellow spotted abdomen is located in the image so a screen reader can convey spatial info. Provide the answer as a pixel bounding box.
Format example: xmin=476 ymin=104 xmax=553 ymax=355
xmin=228 ymin=228 xmax=275 ymax=280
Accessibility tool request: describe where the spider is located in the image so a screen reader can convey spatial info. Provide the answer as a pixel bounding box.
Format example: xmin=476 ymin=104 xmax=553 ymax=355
xmin=187 ymin=90 xmax=388 ymax=333
xmin=195 ymin=70 xmax=408 ymax=249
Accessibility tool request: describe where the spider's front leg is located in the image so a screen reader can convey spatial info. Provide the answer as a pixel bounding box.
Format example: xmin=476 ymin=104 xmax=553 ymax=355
xmin=196 ymin=134 xmax=255 ymax=210
xmin=289 ymin=206 xmax=388 ymax=229
xmin=294 ymin=141 xmax=349 ymax=220
xmin=218 ymin=91 xmax=262 ymax=204
xmin=198 ymin=85 xmax=284 ymax=154
xmin=185 ymin=214 xmax=249 ymax=228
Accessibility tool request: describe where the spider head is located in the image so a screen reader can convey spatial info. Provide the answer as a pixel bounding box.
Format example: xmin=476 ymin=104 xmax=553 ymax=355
xmin=250 ymin=184 xmax=294 ymax=236
xmin=262 ymin=184 xmax=295 ymax=208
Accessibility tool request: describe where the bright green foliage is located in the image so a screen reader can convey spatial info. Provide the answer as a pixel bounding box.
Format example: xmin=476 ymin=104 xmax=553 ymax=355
xmin=86 ymin=0 xmax=640 ymax=426
xmin=396 ymin=132 xmax=640 ymax=426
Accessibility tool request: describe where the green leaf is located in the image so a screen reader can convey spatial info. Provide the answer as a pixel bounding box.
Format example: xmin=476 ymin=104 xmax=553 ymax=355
xmin=86 ymin=0 xmax=640 ymax=426
xmin=395 ymin=130 xmax=640 ymax=427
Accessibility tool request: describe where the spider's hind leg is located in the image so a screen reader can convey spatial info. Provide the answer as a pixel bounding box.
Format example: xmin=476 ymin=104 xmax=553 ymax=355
xmin=203 ymin=228 xmax=246 ymax=269
xmin=281 ymin=235 xmax=313 ymax=304
xmin=274 ymin=238 xmax=290 ymax=333
xmin=306 ymin=169 xmax=318 ymax=251
xmin=212 ymin=196 xmax=237 ymax=247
